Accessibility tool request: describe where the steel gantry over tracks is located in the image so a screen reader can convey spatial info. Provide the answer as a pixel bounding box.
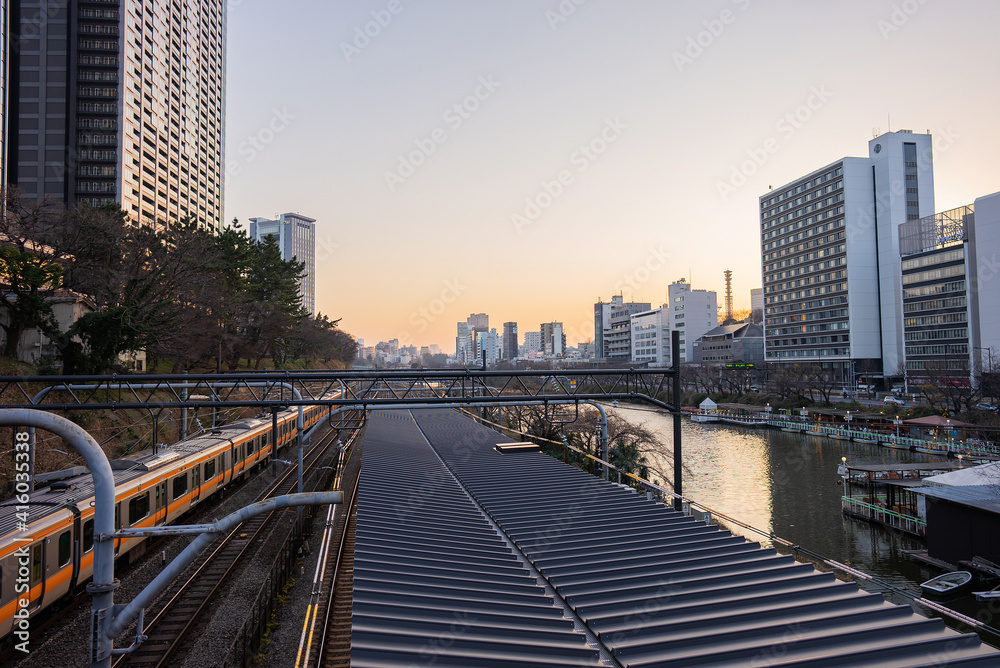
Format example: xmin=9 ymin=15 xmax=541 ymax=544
xmin=0 ymin=336 xmax=686 ymax=504
xmin=0 ymin=367 xmax=678 ymax=412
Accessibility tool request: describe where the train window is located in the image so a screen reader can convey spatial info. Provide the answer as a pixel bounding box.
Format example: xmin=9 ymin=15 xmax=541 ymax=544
xmin=154 ymin=485 xmax=163 ymax=511
xmin=173 ymin=473 xmax=188 ymax=498
xmin=246 ymin=438 xmax=254 ymax=455
xmin=129 ymin=492 xmax=150 ymax=525
xmin=83 ymin=519 xmax=95 ymax=552
xmin=204 ymin=459 xmax=215 ymax=480
xmin=115 ymin=504 xmax=121 ymax=531
xmin=193 ymin=464 xmax=200 ymax=487
xmin=31 ymin=544 xmax=42 ymax=583
xmin=58 ymin=531 xmax=71 ymax=567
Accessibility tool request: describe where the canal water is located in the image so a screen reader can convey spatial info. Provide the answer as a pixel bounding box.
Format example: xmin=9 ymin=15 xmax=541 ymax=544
xmin=614 ymin=404 xmax=1000 ymax=648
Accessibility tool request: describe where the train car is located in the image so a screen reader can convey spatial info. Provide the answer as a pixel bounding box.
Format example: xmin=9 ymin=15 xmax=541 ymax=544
xmin=0 ymin=400 xmax=331 ymax=641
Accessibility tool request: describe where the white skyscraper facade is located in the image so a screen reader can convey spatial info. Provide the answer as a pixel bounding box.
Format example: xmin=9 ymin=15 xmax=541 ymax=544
xmin=249 ymin=213 xmax=317 ymax=315
xmin=760 ymin=130 xmax=935 ymax=384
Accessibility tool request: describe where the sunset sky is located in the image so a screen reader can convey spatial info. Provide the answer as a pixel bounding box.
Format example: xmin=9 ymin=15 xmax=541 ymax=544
xmin=224 ymin=0 xmax=1000 ymax=352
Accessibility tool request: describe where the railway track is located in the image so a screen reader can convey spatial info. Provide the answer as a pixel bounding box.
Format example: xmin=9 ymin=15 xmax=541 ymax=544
xmin=113 ymin=418 xmax=353 ymax=668
xmin=290 ymin=410 xmax=365 ymax=668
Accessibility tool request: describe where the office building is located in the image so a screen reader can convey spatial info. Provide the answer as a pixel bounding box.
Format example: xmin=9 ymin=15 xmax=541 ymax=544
xmin=668 ymin=279 xmax=718 ymax=363
xmin=502 ymin=322 xmax=518 ymax=360
xmin=476 ymin=328 xmax=499 ymax=366
xmin=10 ymin=0 xmax=226 ymax=227
xmin=521 ymin=331 xmax=541 ymax=356
xmin=596 ymin=295 xmax=650 ymax=361
xmin=750 ymin=288 xmax=763 ymax=314
xmin=249 ymin=213 xmax=317 ymax=315
xmin=630 ymin=307 xmax=671 ymax=366
xmin=540 ymin=322 xmax=565 ymax=356
xmin=693 ymin=323 xmax=765 ymax=365
xmin=899 ymin=193 xmax=1000 ymax=386
xmin=0 ymin=0 xmax=7 ymax=192
xmin=760 ymin=130 xmax=935 ymax=384
xmin=456 ymin=322 xmax=470 ymax=362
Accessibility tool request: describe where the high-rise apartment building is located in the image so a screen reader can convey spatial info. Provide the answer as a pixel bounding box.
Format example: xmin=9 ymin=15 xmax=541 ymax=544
xmin=502 ymin=322 xmax=518 ymax=360
xmin=249 ymin=213 xmax=317 ymax=316
xmin=10 ymin=0 xmax=226 ymax=227
xmin=760 ymin=130 xmax=935 ymax=383
xmin=750 ymin=288 xmax=763 ymax=314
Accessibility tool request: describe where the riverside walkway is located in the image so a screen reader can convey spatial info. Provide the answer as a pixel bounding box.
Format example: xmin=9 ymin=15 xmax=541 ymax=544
xmin=350 ymin=408 xmax=999 ymax=666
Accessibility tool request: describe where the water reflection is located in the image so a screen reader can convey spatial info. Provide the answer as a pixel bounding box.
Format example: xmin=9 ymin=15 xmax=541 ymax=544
xmin=617 ymin=408 xmax=936 ymax=585
xmin=615 ymin=405 xmax=1000 ymax=648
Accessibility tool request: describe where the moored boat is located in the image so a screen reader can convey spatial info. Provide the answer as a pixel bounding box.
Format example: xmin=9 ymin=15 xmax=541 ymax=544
xmin=690 ymin=413 xmax=718 ymax=423
xmin=920 ymin=571 xmax=973 ymax=596
xmin=881 ymin=440 xmax=910 ymax=450
xmin=974 ymin=585 xmax=1000 ymax=601
xmin=853 ymin=437 xmax=878 ymax=444
xmin=914 ymin=446 xmax=949 ymax=456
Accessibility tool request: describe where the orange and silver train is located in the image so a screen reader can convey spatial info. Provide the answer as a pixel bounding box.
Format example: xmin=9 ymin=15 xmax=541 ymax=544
xmin=0 ymin=402 xmax=332 ymax=640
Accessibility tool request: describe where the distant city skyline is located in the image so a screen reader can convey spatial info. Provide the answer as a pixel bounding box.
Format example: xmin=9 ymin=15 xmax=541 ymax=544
xmin=224 ymin=1 xmax=1000 ymax=349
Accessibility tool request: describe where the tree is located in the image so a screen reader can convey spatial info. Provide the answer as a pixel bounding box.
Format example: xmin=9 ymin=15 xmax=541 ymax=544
xmin=0 ymin=191 xmax=73 ymax=358
xmin=60 ymin=208 xmax=220 ymax=372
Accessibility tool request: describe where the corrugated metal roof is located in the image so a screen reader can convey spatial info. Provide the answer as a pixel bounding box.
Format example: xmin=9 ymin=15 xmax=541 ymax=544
xmin=391 ymin=408 xmax=1000 ymax=667
xmin=351 ymin=410 xmax=600 ymax=667
xmin=916 ymin=484 xmax=1000 ymax=514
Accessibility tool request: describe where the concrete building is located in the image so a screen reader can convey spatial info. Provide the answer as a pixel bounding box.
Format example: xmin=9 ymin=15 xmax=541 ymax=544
xmin=594 ymin=296 xmax=650 ymax=360
xmin=502 ymin=322 xmax=518 ymax=360
xmin=455 ymin=322 xmax=470 ymax=362
xmin=760 ymin=130 xmax=935 ymax=385
xmin=750 ymin=288 xmax=763 ymax=314
xmin=668 ymin=279 xmax=718 ymax=363
xmin=476 ymin=328 xmax=499 ymax=366
xmin=629 ymin=307 xmax=671 ymax=366
xmin=521 ymin=331 xmax=541 ymax=356
xmin=10 ymin=0 xmax=226 ymax=227
xmin=249 ymin=213 xmax=317 ymax=316
xmin=898 ymin=193 xmax=1000 ymax=387
xmin=540 ymin=322 xmax=565 ymax=356
xmin=972 ymin=192 xmax=1000 ymax=379
xmin=0 ymin=0 xmax=7 ymax=192
xmin=693 ymin=323 xmax=765 ymax=365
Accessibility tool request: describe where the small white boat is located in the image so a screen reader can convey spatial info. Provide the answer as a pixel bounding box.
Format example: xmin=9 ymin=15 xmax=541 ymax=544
xmin=690 ymin=413 xmax=718 ymax=423
xmin=921 ymin=571 xmax=973 ymax=596
xmin=974 ymin=585 xmax=1000 ymax=601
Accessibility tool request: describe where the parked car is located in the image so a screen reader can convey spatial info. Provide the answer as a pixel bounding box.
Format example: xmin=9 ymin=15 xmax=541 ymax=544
xmin=883 ymin=395 xmax=905 ymax=406
xmin=976 ymin=402 xmax=998 ymax=412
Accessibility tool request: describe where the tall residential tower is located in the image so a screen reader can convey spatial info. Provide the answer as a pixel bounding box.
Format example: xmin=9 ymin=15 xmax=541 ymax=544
xmin=11 ymin=0 xmax=226 ymax=227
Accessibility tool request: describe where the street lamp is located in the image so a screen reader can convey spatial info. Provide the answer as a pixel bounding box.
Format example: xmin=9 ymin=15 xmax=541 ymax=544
xmin=845 ymin=411 xmax=853 ymax=433
xmin=894 ymin=415 xmax=901 ymax=439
